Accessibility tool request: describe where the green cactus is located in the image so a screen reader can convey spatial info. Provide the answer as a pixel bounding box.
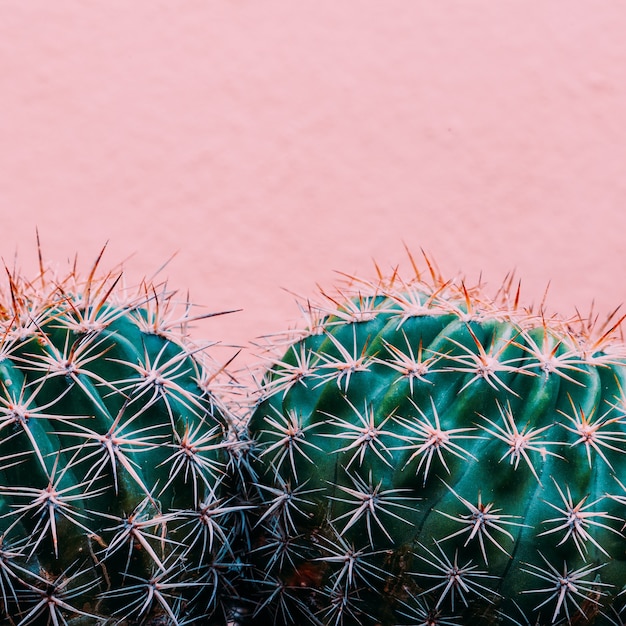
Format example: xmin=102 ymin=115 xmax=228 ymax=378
xmin=244 ymin=256 xmax=626 ymax=626
xmin=0 ymin=248 xmax=245 ymax=625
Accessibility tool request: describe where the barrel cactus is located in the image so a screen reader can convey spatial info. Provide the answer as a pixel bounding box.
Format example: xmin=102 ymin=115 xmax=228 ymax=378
xmin=244 ymin=255 xmax=626 ymax=626
xmin=0 ymin=247 xmax=244 ymax=625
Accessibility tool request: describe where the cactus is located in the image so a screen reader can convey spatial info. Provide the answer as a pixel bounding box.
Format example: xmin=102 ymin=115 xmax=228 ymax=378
xmin=244 ymin=255 xmax=626 ymax=626
xmin=0 ymin=247 xmax=245 ymax=625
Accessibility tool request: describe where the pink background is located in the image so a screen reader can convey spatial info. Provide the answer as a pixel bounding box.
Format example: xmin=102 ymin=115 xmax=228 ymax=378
xmin=1 ymin=2 xmax=626 ymax=368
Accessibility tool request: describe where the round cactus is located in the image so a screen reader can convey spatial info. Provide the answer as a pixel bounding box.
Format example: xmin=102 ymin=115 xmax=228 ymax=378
xmin=244 ymin=255 xmax=626 ymax=626
xmin=0 ymin=248 xmax=244 ymax=625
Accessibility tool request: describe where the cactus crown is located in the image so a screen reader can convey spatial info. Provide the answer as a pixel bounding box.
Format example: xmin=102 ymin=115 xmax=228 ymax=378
xmin=0 ymin=247 xmax=244 ymax=625
xmin=244 ymin=253 xmax=626 ymax=626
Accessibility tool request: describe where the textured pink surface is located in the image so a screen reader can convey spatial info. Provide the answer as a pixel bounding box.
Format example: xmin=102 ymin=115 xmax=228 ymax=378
xmin=1 ymin=2 xmax=626 ymax=367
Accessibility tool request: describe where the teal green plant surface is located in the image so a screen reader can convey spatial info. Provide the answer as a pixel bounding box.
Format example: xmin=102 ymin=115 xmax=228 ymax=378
xmin=245 ymin=257 xmax=626 ymax=626
xmin=0 ymin=250 xmax=244 ymax=625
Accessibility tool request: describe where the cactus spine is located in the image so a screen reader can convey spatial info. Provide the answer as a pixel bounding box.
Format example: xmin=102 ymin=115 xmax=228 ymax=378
xmin=244 ymin=257 xmax=626 ymax=626
xmin=0 ymin=249 xmax=244 ymax=625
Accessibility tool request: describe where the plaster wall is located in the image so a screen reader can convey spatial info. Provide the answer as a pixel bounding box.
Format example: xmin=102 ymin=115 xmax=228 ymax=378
xmin=1 ymin=2 xmax=625 ymax=369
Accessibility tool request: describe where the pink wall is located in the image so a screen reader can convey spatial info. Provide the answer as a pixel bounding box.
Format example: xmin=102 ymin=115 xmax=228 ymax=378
xmin=1 ymin=2 xmax=626 ymax=368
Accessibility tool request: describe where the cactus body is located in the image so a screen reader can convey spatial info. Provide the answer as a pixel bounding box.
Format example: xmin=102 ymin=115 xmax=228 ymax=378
xmin=246 ymin=264 xmax=626 ymax=625
xmin=0 ymin=253 xmax=242 ymax=625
